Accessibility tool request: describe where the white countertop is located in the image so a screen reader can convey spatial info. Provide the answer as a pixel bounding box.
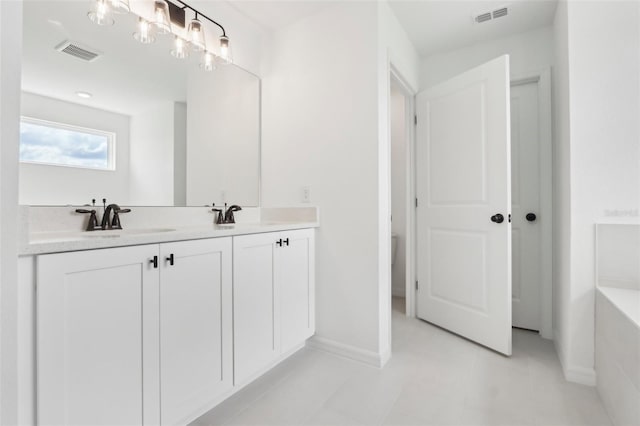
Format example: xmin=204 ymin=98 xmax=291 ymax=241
xmin=20 ymin=221 xmax=319 ymax=256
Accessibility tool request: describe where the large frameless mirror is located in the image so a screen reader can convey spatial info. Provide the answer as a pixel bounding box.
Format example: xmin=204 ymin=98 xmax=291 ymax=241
xmin=20 ymin=0 xmax=260 ymax=207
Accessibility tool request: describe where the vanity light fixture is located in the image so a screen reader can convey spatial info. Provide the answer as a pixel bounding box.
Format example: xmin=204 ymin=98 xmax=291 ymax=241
xmin=88 ymin=0 xmax=232 ymax=65
xmin=87 ymin=0 xmax=114 ymax=26
xmin=133 ymin=17 xmax=156 ymax=44
xmin=219 ymin=35 xmax=232 ymax=64
xmin=152 ymin=0 xmax=172 ymax=34
xmin=110 ymin=0 xmax=130 ymax=14
xmin=187 ymin=16 xmax=206 ymax=52
xmin=200 ymin=51 xmax=215 ymax=71
xmin=170 ymin=36 xmax=189 ymax=59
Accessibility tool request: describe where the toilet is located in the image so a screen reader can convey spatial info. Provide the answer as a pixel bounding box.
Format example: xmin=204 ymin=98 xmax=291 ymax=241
xmin=391 ymin=234 xmax=398 ymax=266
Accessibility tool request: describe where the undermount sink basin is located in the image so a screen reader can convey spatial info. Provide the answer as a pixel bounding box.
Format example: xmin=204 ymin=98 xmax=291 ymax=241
xmin=82 ymin=228 xmax=176 ymax=238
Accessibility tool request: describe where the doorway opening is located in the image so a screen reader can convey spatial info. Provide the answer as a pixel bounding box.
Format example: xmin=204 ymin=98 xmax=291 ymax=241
xmin=393 ymin=65 xmax=554 ymax=355
xmin=389 ymin=68 xmax=416 ymax=320
xmin=510 ymin=72 xmax=553 ymax=339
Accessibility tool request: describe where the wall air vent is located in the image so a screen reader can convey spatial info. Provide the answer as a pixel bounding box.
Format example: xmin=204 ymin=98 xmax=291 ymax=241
xmin=493 ymin=7 xmax=509 ymax=19
xmin=475 ymin=12 xmax=492 ymax=23
xmin=55 ymin=40 xmax=101 ymax=62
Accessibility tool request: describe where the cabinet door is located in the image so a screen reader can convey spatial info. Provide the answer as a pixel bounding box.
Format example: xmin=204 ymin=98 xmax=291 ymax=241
xmin=159 ymin=238 xmax=233 ymax=426
xmin=37 ymin=245 xmax=160 ymax=426
xmin=233 ymin=232 xmax=280 ymax=385
xmin=277 ymin=229 xmax=316 ymax=353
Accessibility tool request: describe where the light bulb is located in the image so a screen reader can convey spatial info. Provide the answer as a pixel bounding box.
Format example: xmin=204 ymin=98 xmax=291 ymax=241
xmin=152 ymin=0 xmax=171 ymax=34
xmin=109 ymin=0 xmax=130 ymax=14
xmin=133 ymin=17 xmax=156 ymax=44
xmin=218 ymin=35 xmax=232 ymax=64
xmin=87 ymin=0 xmax=114 ymax=26
xmin=188 ymin=18 xmax=206 ymax=52
xmin=200 ymin=51 xmax=215 ymax=71
xmin=171 ymin=37 xmax=189 ymax=59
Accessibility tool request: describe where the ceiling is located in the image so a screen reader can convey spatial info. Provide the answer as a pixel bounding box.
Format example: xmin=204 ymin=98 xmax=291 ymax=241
xmin=225 ymin=0 xmax=339 ymax=31
xmin=388 ymin=0 xmax=558 ymax=57
xmin=226 ymin=0 xmax=557 ymax=57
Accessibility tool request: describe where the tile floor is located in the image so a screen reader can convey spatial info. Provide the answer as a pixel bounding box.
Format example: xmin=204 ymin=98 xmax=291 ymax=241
xmin=192 ymin=297 xmax=612 ymax=426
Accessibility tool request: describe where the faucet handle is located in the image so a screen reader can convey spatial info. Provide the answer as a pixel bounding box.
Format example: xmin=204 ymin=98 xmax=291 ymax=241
xmin=111 ymin=207 xmax=131 ymax=230
xmin=75 ymin=209 xmax=101 ymax=231
xmin=212 ymin=208 xmax=224 ymax=224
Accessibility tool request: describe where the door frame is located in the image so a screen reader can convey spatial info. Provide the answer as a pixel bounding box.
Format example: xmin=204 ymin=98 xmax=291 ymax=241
xmin=405 ymin=67 xmax=552 ymax=340
xmin=511 ymin=68 xmax=553 ymax=340
xmin=389 ymin=65 xmax=417 ymax=318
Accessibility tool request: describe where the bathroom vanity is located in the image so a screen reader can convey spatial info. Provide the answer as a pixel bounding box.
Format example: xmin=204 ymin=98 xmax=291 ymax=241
xmin=18 ymin=206 xmax=318 ymax=425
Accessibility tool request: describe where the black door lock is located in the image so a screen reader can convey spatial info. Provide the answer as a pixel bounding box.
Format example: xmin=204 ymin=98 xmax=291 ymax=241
xmin=490 ymin=213 xmax=505 ymax=224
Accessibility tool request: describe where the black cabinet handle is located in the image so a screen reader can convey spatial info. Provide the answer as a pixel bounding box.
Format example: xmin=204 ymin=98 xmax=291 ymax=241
xmin=276 ymin=239 xmax=283 ymax=247
xmin=150 ymin=256 xmax=158 ymax=269
xmin=526 ymin=213 xmax=537 ymax=222
xmin=166 ymin=253 xmax=174 ymax=266
xmin=283 ymin=238 xmax=289 ymax=246
xmin=490 ymin=213 xmax=505 ymax=224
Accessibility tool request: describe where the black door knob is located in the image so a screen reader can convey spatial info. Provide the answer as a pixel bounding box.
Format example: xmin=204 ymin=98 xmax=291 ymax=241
xmin=491 ymin=214 xmax=504 ymax=224
xmin=526 ymin=213 xmax=537 ymax=222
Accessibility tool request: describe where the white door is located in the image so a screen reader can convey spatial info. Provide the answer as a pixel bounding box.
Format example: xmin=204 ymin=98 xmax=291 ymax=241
xmin=511 ymin=82 xmax=541 ymax=331
xmin=416 ymin=55 xmax=512 ymax=355
xmin=37 ymin=245 xmax=161 ymax=426
xmin=233 ymin=232 xmax=280 ymax=385
xmin=278 ymin=229 xmax=316 ymax=353
xmin=159 ymin=238 xmax=233 ymax=425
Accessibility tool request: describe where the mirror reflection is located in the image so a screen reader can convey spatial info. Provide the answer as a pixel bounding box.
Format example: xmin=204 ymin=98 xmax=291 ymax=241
xmin=20 ymin=0 xmax=260 ymax=206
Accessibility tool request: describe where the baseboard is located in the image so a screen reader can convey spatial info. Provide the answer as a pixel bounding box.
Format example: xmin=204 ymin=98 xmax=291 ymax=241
xmin=564 ymin=365 xmax=597 ymax=386
xmin=554 ymin=335 xmax=597 ymax=386
xmin=307 ymin=336 xmax=385 ymax=368
xmin=391 ymin=287 xmax=406 ymax=298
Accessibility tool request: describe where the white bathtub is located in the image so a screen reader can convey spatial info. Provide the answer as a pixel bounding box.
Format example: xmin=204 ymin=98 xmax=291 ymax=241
xmin=596 ymin=287 xmax=640 ymax=426
xmin=595 ymin=224 xmax=640 ymax=426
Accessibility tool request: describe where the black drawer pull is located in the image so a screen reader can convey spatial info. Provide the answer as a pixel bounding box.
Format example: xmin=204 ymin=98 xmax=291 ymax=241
xmin=276 ymin=239 xmax=283 ymax=247
xmin=166 ymin=253 xmax=174 ymax=266
xmin=150 ymin=256 xmax=158 ymax=269
xmin=283 ymin=238 xmax=289 ymax=246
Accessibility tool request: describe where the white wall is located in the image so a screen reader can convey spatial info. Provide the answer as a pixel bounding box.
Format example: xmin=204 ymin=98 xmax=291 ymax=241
xmin=420 ymin=26 xmax=554 ymax=90
xmin=19 ymin=92 xmax=130 ymax=206
xmin=390 ymin=84 xmax=406 ymax=297
xmin=1 ymin=2 xmax=22 ymax=424
xmin=552 ymin=0 xmax=640 ymax=385
xmin=551 ymin=0 xmax=572 ymax=381
xmin=262 ymin=1 xmax=381 ymax=359
xmin=129 ymin=102 xmax=178 ymax=206
xmin=262 ymin=0 xmax=418 ymax=364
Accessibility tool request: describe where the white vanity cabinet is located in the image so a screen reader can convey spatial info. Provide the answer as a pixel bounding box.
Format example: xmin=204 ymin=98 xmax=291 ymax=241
xmin=37 ymin=238 xmax=233 ymax=426
xmin=37 ymin=244 xmax=162 ymax=426
xmin=233 ymin=228 xmax=315 ymax=385
xmin=159 ymin=238 xmax=233 ymax=425
xmin=32 ymin=227 xmax=315 ymax=425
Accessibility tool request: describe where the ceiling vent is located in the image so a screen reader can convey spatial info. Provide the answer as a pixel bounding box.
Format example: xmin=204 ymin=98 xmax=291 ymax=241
xmin=475 ymin=12 xmax=492 ymax=23
xmin=55 ymin=40 xmax=101 ymax=62
xmin=474 ymin=6 xmax=509 ymax=24
xmin=493 ymin=7 xmax=509 ymax=19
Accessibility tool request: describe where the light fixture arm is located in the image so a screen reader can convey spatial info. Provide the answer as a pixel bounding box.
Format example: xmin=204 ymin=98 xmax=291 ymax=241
xmin=172 ymin=0 xmax=226 ymax=37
